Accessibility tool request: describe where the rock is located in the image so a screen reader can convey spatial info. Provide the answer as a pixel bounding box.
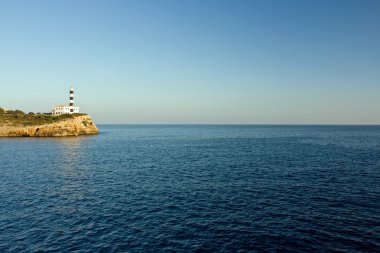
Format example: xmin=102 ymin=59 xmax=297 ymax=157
xmin=0 ymin=115 xmax=99 ymax=137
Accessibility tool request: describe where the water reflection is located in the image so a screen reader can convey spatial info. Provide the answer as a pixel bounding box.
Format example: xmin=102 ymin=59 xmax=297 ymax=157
xmin=48 ymin=136 xmax=98 ymax=207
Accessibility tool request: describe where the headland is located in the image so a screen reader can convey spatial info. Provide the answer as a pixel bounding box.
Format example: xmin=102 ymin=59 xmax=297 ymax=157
xmin=0 ymin=109 xmax=98 ymax=137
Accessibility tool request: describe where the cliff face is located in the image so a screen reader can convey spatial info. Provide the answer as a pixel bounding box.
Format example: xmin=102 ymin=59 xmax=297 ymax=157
xmin=0 ymin=115 xmax=99 ymax=137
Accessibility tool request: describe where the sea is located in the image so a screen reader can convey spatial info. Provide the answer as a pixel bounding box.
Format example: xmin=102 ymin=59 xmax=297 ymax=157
xmin=0 ymin=125 xmax=379 ymax=252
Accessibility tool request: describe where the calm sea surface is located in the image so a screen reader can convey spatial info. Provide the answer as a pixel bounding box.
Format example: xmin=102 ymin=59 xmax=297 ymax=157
xmin=0 ymin=125 xmax=379 ymax=252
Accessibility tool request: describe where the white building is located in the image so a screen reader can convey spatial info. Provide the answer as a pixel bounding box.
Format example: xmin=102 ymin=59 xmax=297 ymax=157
xmin=51 ymin=86 xmax=80 ymax=116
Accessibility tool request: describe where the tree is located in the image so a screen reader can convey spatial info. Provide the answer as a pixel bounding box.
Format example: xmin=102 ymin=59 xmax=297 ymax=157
xmin=15 ymin=110 xmax=25 ymax=114
xmin=0 ymin=107 xmax=5 ymax=114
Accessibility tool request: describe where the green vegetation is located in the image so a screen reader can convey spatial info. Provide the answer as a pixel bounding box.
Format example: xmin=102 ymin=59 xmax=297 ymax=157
xmin=0 ymin=107 xmax=86 ymax=126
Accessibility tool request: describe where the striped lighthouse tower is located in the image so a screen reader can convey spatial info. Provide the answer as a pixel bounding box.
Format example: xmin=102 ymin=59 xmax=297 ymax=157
xmin=69 ymin=86 xmax=74 ymax=113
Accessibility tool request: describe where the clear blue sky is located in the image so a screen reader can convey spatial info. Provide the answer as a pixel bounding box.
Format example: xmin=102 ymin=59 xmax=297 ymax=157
xmin=0 ymin=0 xmax=379 ymax=124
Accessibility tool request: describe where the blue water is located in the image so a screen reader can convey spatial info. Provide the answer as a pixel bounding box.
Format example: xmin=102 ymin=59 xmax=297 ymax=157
xmin=1 ymin=125 xmax=379 ymax=252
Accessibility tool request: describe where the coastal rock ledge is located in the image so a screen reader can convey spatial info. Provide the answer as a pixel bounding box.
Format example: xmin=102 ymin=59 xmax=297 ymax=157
xmin=0 ymin=115 xmax=99 ymax=137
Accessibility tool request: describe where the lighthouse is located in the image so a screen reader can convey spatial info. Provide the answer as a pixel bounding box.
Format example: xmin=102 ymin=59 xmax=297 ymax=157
xmin=69 ymin=86 xmax=74 ymax=113
xmin=51 ymin=85 xmax=80 ymax=115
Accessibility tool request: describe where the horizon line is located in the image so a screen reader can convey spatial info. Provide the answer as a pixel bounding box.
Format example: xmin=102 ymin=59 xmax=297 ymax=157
xmin=96 ymin=123 xmax=380 ymax=126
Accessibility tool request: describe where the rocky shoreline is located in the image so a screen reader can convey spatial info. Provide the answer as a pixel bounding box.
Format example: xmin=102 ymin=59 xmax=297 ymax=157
xmin=0 ymin=115 xmax=99 ymax=137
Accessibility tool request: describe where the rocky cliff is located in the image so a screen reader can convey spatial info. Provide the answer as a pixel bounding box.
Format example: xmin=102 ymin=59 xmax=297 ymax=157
xmin=0 ymin=115 xmax=99 ymax=137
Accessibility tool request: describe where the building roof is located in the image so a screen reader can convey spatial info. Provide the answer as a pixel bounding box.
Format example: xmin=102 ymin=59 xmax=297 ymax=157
xmin=54 ymin=105 xmax=80 ymax=108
